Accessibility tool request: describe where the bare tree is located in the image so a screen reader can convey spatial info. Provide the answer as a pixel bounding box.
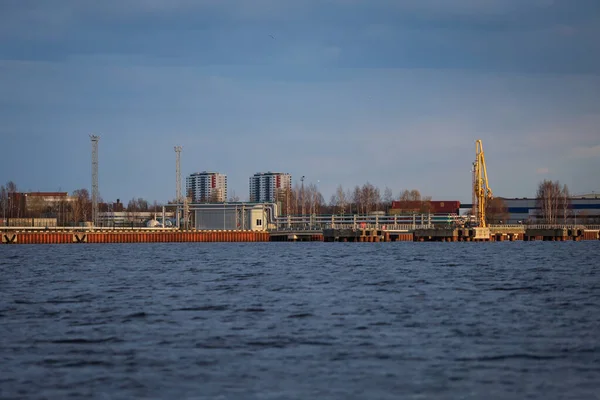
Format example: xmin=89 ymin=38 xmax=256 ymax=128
xmin=486 ymin=197 xmax=509 ymax=224
xmin=126 ymin=198 xmax=140 ymax=226
xmin=72 ymin=189 xmax=91 ymax=223
xmin=5 ymin=181 xmax=18 ymax=218
xmin=352 ymin=186 xmax=363 ymax=214
xmin=536 ymin=180 xmax=570 ymax=224
xmin=0 ymin=185 xmax=6 ymax=223
xmin=398 ymin=189 xmax=420 ymax=202
xmin=561 ymin=184 xmax=571 ymax=223
xmin=330 ymin=185 xmax=348 ymax=215
xmin=291 ymin=183 xmax=302 ymax=215
xmin=6 ymin=181 xmax=17 ymax=193
xmin=382 ymin=187 xmax=393 ymax=211
xmin=306 ymin=183 xmax=324 ymax=216
xmin=58 ymin=199 xmax=71 ymax=226
xmin=395 ymin=189 xmax=431 ymax=213
xmin=360 ymin=182 xmax=380 ymax=213
xmin=229 ymin=191 xmax=240 ymax=202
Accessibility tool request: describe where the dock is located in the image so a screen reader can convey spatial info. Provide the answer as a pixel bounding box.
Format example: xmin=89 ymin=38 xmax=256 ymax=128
xmin=1 ymin=225 xmax=598 ymax=245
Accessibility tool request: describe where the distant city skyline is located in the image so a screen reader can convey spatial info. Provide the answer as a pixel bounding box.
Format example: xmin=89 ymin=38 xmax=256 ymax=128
xmin=1 ymin=1 xmax=599 ymax=203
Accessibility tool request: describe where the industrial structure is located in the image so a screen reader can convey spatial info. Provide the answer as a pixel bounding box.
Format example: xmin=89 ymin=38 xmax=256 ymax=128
xmin=90 ymin=134 xmax=99 ymax=227
xmin=472 ymin=139 xmax=493 ymax=227
xmin=249 ymin=172 xmax=292 ymax=203
xmin=174 ymin=145 xmax=190 ymax=229
xmin=192 ymin=203 xmax=277 ymax=231
xmin=186 ymin=172 xmax=227 ymax=203
xmin=97 ymin=210 xmax=175 ymax=227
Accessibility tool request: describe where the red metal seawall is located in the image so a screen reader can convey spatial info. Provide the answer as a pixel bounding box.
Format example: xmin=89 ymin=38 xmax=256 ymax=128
xmin=2 ymin=231 xmax=269 ymax=244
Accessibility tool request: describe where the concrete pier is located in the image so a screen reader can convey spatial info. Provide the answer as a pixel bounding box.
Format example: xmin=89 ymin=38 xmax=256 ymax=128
xmin=523 ymin=227 xmax=589 ymax=241
xmin=2 ymin=226 xmax=598 ymax=245
xmin=413 ymin=227 xmax=494 ymax=242
xmin=322 ymin=228 xmax=413 ymax=242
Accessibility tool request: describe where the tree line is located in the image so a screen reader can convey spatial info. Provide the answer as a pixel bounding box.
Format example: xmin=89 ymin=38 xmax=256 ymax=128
xmin=275 ymin=183 xmax=436 ymax=216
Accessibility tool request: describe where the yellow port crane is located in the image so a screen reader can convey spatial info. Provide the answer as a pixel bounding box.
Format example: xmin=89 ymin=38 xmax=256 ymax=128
xmin=472 ymin=139 xmax=493 ymax=227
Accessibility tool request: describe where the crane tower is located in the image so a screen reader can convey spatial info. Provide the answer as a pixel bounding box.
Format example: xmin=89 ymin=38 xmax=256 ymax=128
xmin=472 ymin=139 xmax=493 ymax=227
xmin=90 ymin=134 xmax=100 ymax=226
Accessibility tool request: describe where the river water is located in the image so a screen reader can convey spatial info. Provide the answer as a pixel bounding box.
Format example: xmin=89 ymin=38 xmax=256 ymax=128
xmin=1 ymin=242 xmax=599 ymax=399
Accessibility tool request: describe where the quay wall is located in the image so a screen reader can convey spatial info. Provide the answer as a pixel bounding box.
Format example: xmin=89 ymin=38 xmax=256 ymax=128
xmin=1 ymin=230 xmax=269 ymax=244
xmin=2 ymin=228 xmax=599 ymax=245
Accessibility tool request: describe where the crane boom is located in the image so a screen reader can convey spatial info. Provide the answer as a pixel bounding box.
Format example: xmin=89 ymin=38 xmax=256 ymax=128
xmin=473 ymin=140 xmax=493 ymax=227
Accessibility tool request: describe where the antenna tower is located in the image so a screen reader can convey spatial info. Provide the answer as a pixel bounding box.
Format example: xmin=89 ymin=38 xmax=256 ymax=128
xmin=90 ymin=134 xmax=100 ymax=226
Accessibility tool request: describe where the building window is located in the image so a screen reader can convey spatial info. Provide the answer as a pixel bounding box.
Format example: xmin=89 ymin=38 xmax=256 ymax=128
xmin=256 ymin=219 xmax=262 ymax=226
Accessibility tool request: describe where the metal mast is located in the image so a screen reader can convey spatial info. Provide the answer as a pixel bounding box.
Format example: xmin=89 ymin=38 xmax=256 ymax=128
xmin=90 ymin=134 xmax=100 ymax=226
xmin=174 ymin=146 xmax=182 ymax=202
xmin=301 ymin=176 xmax=305 ymax=225
xmin=174 ymin=146 xmax=182 ymax=229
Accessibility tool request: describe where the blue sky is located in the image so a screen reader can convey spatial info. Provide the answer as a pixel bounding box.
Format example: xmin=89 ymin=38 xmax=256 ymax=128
xmin=1 ymin=0 xmax=599 ymax=203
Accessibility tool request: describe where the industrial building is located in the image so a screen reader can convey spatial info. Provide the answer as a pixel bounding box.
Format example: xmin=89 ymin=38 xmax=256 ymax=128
xmin=192 ymin=203 xmax=277 ymax=231
xmin=1 ymin=192 xmax=75 ymax=225
xmin=500 ymin=195 xmax=600 ymax=224
xmin=97 ymin=211 xmax=175 ymax=227
xmin=186 ymin=172 xmax=227 ymax=203
xmin=249 ymin=172 xmax=292 ymax=203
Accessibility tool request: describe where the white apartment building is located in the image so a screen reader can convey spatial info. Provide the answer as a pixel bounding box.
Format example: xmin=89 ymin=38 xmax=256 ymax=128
xmin=249 ymin=172 xmax=292 ymax=203
xmin=186 ymin=172 xmax=227 ymax=203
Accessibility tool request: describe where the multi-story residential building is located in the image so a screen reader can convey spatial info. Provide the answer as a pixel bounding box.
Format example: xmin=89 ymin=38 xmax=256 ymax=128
xmin=249 ymin=172 xmax=292 ymax=203
xmin=186 ymin=172 xmax=227 ymax=203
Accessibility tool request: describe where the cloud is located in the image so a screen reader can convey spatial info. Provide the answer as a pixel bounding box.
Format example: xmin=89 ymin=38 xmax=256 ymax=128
xmin=1 ymin=0 xmax=599 ymax=74
xmin=536 ymin=167 xmax=550 ymax=174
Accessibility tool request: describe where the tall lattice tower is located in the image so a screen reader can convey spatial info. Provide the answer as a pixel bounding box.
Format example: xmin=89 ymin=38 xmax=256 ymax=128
xmin=174 ymin=146 xmax=182 ymax=202
xmin=90 ymin=134 xmax=100 ymax=226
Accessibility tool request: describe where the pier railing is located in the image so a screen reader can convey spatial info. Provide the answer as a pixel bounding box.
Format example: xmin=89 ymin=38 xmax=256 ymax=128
xmin=524 ymin=224 xmax=589 ymax=230
xmin=0 ymin=226 xmax=180 ymax=232
xmin=271 ymin=214 xmax=442 ymax=231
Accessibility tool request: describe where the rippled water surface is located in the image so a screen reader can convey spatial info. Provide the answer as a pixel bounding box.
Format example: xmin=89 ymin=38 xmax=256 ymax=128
xmin=1 ymin=242 xmax=599 ymax=399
